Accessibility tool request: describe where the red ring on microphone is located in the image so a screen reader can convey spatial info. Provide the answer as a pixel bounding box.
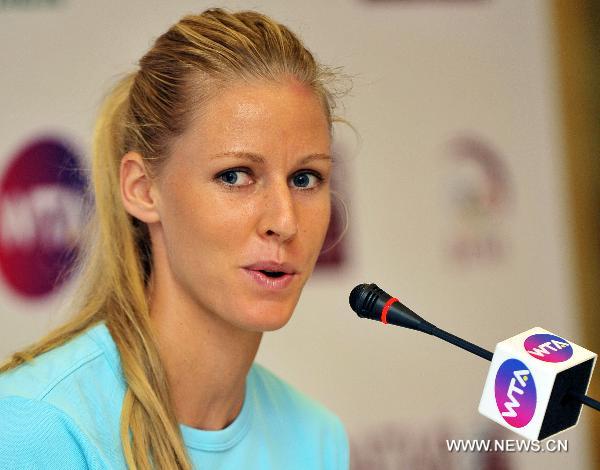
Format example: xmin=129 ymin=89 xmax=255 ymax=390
xmin=381 ymin=298 xmax=399 ymax=325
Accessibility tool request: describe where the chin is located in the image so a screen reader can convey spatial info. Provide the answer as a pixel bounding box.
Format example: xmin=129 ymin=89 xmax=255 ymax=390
xmin=232 ymin=298 xmax=297 ymax=333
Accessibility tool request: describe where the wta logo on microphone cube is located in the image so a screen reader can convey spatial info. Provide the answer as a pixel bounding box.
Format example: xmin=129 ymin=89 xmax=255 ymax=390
xmin=478 ymin=327 xmax=596 ymax=441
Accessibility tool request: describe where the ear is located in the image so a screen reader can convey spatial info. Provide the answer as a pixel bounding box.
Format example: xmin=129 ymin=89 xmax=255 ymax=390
xmin=120 ymin=151 xmax=161 ymax=223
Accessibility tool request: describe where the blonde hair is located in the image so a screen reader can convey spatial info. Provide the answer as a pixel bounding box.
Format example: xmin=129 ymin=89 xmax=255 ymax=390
xmin=0 ymin=8 xmax=343 ymax=470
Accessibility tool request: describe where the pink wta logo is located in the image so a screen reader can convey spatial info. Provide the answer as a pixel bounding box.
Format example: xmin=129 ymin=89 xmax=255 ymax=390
xmin=0 ymin=137 xmax=86 ymax=299
xmin=495 ymin=358 xmax=536 ymax=428
xmin=524 ymin=333 xmax=573 ymax=363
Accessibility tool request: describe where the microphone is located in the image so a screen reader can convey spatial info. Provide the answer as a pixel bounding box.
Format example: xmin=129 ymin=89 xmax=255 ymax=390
xmin=350 ymin=283 xmax=493 ymax=360
xmin=349 ymin=283 xmax=600 ymax=441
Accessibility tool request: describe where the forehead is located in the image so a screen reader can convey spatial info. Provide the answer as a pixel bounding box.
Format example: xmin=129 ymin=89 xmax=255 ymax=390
xmin=170 ymin=79 xmax=331 ymax=163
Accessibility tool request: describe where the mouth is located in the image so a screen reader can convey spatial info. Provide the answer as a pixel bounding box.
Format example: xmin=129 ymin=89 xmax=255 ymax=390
xmin=256 ymin=270 xmax=286 ymax=278
xmin=242 ymin=268 xmax=296 ymax=290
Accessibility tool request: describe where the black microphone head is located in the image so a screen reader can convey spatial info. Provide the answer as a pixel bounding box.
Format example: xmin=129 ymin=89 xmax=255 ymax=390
xmin=349 ymin=284 xmax=368 ymax=314
xmin=349 ymin=283 xmax=391 ymax=320
xmin=349 ymin=282 xmax=433 ymax=332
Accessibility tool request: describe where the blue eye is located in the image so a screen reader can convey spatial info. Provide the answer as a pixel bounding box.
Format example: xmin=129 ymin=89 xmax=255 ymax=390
xmin=292 ymin=172 xmax=321 ymax=189
xmin=221 ymin=171 xmax=238 ymax=184
xmin=218 ymin=169 xmax=252 ymax=186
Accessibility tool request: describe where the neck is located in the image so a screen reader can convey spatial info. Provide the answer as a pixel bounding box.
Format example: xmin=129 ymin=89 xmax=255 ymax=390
xmin=147 ymin=273 xmax=262 ymax=431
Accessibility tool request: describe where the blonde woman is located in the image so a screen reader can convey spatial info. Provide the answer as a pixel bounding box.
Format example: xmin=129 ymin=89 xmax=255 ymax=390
xmin=0 ymin=8 xmax=349 ymax=469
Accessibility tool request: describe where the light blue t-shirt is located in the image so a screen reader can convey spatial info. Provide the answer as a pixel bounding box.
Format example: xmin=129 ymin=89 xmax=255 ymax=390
xmin=0 ymin=322 xmax=349 ymax=469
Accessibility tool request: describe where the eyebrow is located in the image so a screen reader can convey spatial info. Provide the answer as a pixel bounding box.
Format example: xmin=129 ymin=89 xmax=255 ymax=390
xmin=210 ymin=151 xmax=333 ymax=165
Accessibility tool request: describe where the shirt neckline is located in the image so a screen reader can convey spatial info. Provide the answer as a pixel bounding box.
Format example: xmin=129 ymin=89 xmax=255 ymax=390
xmin=85 ymin=321 xmax=253 ymax=452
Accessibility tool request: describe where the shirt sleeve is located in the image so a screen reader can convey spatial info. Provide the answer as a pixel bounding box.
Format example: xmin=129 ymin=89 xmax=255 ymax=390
xmin=0 ymin=396 xmax=104 ymax=470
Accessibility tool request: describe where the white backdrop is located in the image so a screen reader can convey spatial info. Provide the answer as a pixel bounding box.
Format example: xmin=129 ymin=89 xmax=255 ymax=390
xmin=0 ymin=1 xmax=590 ymax=468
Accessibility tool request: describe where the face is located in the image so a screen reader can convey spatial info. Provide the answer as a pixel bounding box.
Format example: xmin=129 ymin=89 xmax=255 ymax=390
xmin=152 ymin=79 xmax=332 ymax=332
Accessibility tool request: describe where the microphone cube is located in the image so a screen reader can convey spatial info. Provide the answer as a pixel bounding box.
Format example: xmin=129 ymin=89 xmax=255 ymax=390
xmin=478 ymin=327 xmax=596 ymax=440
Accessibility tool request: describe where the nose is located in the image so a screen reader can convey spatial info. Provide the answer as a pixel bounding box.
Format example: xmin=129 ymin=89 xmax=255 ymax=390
xmin=258 ymin=181 xmax=298 ymax=243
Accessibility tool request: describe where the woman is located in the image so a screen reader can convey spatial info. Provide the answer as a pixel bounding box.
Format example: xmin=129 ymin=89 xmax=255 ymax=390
xmin=0 ymin=8 xmax=349 ymax=469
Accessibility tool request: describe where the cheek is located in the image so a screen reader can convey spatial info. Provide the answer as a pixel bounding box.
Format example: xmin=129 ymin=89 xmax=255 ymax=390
xmin=159 ymin=184 xmax=260 ymax=259
xmin=298 ymin=194 xmax=332 ymax=248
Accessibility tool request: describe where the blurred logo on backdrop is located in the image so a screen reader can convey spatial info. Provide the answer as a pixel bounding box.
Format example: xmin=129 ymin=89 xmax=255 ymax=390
xmin=350 ymin=421 xmax=513 ymax=469
xmin=0 ymin=136 xmax=86 ymax=299
xmin=445 ymin=135 xmax=511 ymax=265
xmin=315 ymin=141 xmax=350 ymax=270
